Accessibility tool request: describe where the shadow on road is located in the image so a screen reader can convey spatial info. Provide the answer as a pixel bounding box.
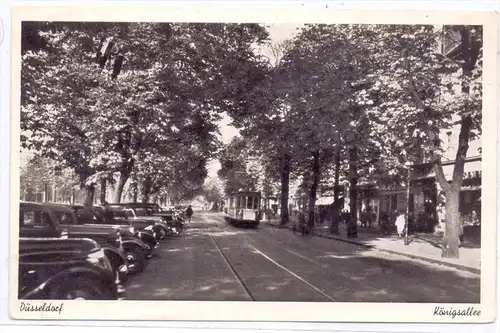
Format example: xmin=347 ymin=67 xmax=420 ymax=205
xmin=124 ymin=213 xmax=480 ymax=303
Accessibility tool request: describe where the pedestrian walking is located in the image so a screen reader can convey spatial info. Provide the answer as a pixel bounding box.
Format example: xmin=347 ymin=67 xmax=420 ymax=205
xmin=298 ymin=212 xmax=307 ymax=236
xmin=394 ymin=210 xmax=406 ymax=238
xmin=185 ymin=205 xmax=193 ymax=223
xmin=360 ymin=209 xmax=369 ymax=228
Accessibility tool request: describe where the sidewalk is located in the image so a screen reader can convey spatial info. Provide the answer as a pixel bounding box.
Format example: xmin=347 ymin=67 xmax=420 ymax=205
xmin=264 ymin=218 xmax=481 ymax=274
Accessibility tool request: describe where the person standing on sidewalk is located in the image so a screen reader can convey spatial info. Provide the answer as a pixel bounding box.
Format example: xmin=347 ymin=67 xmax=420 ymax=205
xmin=395 ymin=210 xmax=406 ymax=238
xmin=185 ymin=205 xmax=193 ymax=223
xmin=436 ymin=202 xmax=446 ymax=235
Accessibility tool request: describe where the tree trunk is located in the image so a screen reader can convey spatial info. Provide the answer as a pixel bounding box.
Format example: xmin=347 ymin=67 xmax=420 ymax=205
xmin=280 ymin=154 xmax=290 ymax=225
xmin=151 ymin=193 xmax=159 ymax=204
xmin=439 ymin=27 xmax=479 ymax=258
xmin=442 ymin=187 xmax=461 ymax=257
xmin=84 ymin=184 xmax=95 ymax=207
xmin=114 ymin=171 xmax=129 ymax=203
xmin=100 ymin=179 xmax=107 ymax=204
xmin=308 ymin=150 xmax=321 ymax=226
xmin=347 ymin=146 xmax=358 ymax=238
xmin=132 ymin=181 xmax=138 ymax=203
xmin=77 ymin=169 xmax=95 ymax=207
xmin=142 ymin=180 xmax=151 ymax=203
xmin=43 ymin=183 xmax=49 ymax=202
xmin=330 ymin=144 xmax=341 ymax=235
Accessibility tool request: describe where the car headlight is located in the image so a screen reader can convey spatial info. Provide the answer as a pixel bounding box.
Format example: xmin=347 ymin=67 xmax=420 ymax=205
xmin=87 ymin=249 xmax=113 ymax=271
xmin=145 ymin=225 xmax=154 ymax=231
xmin=129 ymin=226 xmax=136 ymax=234
xmin=116 ymin=230 xmax=123 ymax=245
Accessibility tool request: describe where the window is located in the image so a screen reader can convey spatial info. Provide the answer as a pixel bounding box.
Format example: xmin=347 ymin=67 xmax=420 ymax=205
xmin=113 ymin=210 xmax=127 ymax=218
xmin=40 ymin=212 xmax=51 ymax=226
xmin=21 ymin=211 xmax=35 ymax=226
xmin=247 ymin=197 xmax=253 ymax=209
xmin=53 ymin=210 xmax=74 ymax=224
xmin=134 ymin=208 xmax=147 ymax=217
xmin=124 ymin=209 xmax=135 ymax=218
xmin=20 ymin=209 xmax=51 ymax=227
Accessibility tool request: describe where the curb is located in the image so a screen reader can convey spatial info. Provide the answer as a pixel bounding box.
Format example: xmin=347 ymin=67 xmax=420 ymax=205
xmin=264 ymin=221 xmax=481 ymax=275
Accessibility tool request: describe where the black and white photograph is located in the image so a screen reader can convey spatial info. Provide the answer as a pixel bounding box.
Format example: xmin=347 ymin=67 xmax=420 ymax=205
xmin=9 ymin=6 xmax=497 ymax=323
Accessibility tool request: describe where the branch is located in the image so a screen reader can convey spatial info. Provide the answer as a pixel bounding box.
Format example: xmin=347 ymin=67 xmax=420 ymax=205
xmin=432 ymin=152 xmax=451 ymax=192
xmin=401 ymin=48 xmax=426 ymax=111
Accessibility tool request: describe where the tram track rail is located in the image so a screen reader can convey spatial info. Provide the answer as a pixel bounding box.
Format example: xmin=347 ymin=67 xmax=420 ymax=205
xmin=209 ymin=229 xmax=337 ymax=302
xmin=208 ymin=233 xmax=256 ymax=301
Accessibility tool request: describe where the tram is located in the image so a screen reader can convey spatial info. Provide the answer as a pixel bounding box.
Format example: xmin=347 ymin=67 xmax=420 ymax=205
xmin=224 ymin=191 xmax=262 ymax=228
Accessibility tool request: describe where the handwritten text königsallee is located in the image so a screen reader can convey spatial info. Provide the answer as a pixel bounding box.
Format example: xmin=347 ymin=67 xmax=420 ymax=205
xmin=433 ymin=306 xmax=481 ymax=319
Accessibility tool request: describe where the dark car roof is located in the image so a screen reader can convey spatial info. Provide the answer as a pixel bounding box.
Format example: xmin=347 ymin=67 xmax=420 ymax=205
xmin=112 ymin=203 xmax=159 ymax=207
xmin=228 ymin=191 xmax=261 ymax=196
xmin=108 ymin=205 xmax=132 ymax=210
xmin=19 ymin=237 xmax=100 ymax=254
xmin=21 ymin=201 xmax=74 ymax=212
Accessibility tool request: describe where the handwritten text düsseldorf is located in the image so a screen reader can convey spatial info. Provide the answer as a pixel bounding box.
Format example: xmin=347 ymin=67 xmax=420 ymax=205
xmin=20 ymin=302 xmax=64 ymax=314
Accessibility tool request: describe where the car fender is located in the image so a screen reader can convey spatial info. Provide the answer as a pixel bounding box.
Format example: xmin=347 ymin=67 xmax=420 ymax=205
xmin=138 ymin=231 xmax=158 ymax=247
xmin=121 ymin=237 xmax=149 ymax=251
xmin=21 ymin=267 xmax=114 ymax=300
xmin=151 ymin=224 xmax=167 ymax=234
xmin=101 ymin=246 xmax=127 ymax=268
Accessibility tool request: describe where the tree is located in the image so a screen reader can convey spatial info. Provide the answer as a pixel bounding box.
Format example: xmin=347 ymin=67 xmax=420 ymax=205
xmin=202 ymin=179 xmax=224 ymax=210
xmin=357 ymin=25 xmax=482 ymax=257
xmin=21 ymin=22 xmax=270 ymax=205
xmin=232 ymin=39 xmax=300 ymax=225
xmin=20 ymin=155 xmax=79 ymax=203
xmin=275 ymin=24 xmax=383 ymax=234
xmin=217 ymin=137 xmax=260 ymax=195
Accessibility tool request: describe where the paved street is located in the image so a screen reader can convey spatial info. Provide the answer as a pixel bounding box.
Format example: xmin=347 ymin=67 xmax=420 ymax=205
xmin=125 ymin=211 xmax=480 ymax=303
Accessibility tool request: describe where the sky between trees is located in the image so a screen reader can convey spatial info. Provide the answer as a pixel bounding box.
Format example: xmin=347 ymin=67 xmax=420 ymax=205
xmin=206 ymin=23 xmax=302 ymax=180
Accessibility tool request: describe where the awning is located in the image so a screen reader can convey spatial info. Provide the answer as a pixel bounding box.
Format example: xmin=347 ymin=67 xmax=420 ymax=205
xmin=461 ymin=185 xmax=481 ymax=191
xmin=316 ymin=196 xmax=334 ymax=205
xmin=315 ymin=196 xmax=343 ymax=206
xmin=415 ymin=159 xmax=481 ymax=181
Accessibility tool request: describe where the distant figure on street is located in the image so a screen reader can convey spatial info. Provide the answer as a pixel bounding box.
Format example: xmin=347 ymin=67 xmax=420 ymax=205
xmin=379 ymin=213 xmax=391 ymax=235
xmin=394 ymin=211 xmax=406 ymax=238
xmin=185 ymin=205 xmax=193 ymax=223
xmin=436 ymin=202 xmax=446 ymax=235
xmin=298 ymin=211 xmax=307 ymax=236
xmin=102 ymin=201 xmax=114 ymax=221
xmin=360 ymin=209 xmax=369 ymax=228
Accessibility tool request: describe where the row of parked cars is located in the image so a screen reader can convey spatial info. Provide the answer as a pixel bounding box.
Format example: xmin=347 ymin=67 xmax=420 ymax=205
xmin=18 ymin=201 xmax=187 ymax=300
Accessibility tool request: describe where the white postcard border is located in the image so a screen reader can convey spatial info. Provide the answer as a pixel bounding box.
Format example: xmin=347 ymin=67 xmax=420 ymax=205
xmin=8 ymin=5 xmax=498 ymax=323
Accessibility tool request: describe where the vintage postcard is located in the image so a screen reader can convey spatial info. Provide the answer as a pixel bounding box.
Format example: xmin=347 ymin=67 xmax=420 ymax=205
xmin=9 ymin=5 xmax=498 ymax=323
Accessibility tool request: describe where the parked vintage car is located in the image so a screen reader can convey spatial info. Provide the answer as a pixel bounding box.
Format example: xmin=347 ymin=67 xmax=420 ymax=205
xmin=71 ymin=205 xmax=158 ymax=254
xmin=19 ymin=237 xmax=119 ymax=300
xmin=108 ymin=205 xmax=176 ymax=236
xmin=113 ymin=203 xmax=185 ymax=235
xmin=19 ymin=201 xmax=146 ymax=276
xmin=95 ymin=205 xmax=170 ymax=241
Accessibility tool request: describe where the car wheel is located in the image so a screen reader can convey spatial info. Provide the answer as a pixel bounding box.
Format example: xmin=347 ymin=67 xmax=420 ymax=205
xmin=159 ymin=227 xmax=167 ymax=239
xmin=125 ymin=246 xmax=146 ymax=275
xmin=51 ymin=278 xmax=104 ymax=300
xmin=114 ymin=266 xmax=128 ymax=284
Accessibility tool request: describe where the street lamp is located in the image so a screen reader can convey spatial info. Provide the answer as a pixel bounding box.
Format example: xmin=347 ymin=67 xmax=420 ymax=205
xmin=404 ymin=161 xmax=412 ymax=246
